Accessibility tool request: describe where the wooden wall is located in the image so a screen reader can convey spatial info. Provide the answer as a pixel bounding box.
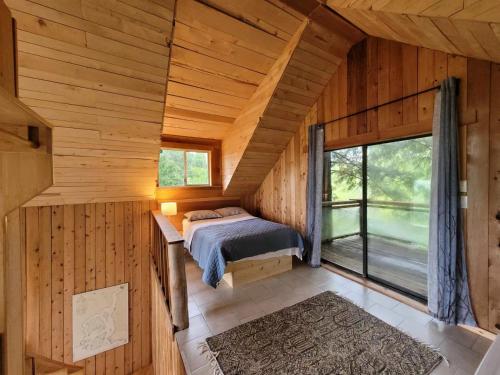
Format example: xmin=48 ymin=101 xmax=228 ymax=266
xmin=243 ymin=36 xmax=500 ymax=334
xmin=5 ymin=0 xmax=175 ymax=206
xmin=156 ymin=186 xmax=240 ymax=232
xmin=221 ymin=8 xmax=365 ymax=197
xmin=22 ymin=200 xmax=157 ymax=374
xmin=151 ymin=263 xmax=185 ymax=375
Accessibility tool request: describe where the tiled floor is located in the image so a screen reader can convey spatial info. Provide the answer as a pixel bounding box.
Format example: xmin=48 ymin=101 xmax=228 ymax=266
xmin=177 ymin=257 xmax=492 ymax=375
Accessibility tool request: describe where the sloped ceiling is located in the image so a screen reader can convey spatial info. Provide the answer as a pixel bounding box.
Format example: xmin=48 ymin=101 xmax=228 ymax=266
xmin=222 ymin=5 xmax=365 ymax=195
xmin=163 ymin=0 xmax=306 ymax=139
xmin=163 ymin=0 xmax=500 ymax=197
xmin=161 ymin=0 xmax=365 ymax=196
xmin=326 ymin=0 xmax=500 ymax=62
xmin=6 ymin=0 xmax=174 ymax=205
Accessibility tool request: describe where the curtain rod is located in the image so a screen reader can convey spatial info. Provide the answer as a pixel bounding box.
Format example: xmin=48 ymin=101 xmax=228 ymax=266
xmin=316 ymin=85 xmax=441 ymax=127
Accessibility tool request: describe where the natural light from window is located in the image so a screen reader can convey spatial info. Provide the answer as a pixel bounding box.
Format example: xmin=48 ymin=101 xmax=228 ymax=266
xmin=158 ymin=149 xmax=210 ymax=187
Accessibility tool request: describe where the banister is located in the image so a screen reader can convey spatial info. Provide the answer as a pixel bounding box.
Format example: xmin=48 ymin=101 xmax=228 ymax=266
xmin=151 ymin=210 xmax=189 ymax=331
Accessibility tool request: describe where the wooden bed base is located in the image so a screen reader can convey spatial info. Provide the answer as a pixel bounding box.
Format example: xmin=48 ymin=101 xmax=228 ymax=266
xmin=223 ymin=255 xmax=292 ymax=288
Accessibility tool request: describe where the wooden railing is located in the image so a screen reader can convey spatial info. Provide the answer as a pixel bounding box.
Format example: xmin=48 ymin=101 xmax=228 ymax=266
xmin=322 ymin=199 xmax=430 ymax=242
xmin=151 ymin=210 xmax=189 ymax=331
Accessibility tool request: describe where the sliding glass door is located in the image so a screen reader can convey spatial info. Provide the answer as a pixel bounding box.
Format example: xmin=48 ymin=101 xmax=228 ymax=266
xmin=366 ymin=137 xmax=432 ymax=297
xmin=321 ymin=136 xmax=432 ymax=300
xmin=321 ymin=147 xmax=363 ymax=274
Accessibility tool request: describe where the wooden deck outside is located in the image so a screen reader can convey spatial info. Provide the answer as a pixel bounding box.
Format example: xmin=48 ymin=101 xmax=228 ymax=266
xmin=321 ymin=235 xmax=427 ymax=297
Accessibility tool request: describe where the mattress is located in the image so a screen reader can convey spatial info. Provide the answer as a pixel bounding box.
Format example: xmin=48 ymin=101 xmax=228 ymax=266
xmin=182 ymin=213 xmax=302 ymax=262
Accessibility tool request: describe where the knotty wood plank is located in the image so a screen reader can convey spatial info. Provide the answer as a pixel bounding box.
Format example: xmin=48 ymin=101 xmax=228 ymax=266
xmin=417 ymin=47 xmax=435 ymax=122
xmin=114 ymin=202 xmax=125 ymax=375
xmin=377 ymin=38 xmax=390 ymax=130
xmin=366 ymin=37 xmax=378 ymax=133
xmin=402 ymin=43 xmax=418 ymax=125
xmin=466 ymin=58 xmax=491 ymax=330
xmin=63 ymin=205 xmax=75 ymax=364
xmin=25 ymin=207 xmax=40 ymax=354
xmin=388 ymin=41 xmax=402 ymax=128
xmin=85 ymin=203 xmax=96 ymax=375
xmin=132 ymin=201 xmax=142 ymax=372
xmin=141 ymin=201 xmax=152 ymax=367
xmin=95 ymin=203 xmax=106 ymax=374
xmin=123 ymin=201 xmax=134 ymax=374
xmin=73 ymin=204 xmax=86 ymax=371
xmin=489 ymin=62 xmax=500 ymax=333
xmin=39 ymin=206 xmax=52 ymax=358
xmin=105 ymin=202 xmax=116 ymax=374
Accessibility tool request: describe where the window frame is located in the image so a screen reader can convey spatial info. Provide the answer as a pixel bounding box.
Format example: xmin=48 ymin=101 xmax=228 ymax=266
xmin=158 ymin=147 xmax=212 ymax=187
xmin=321 ymin=133 xmax=432 ymax=303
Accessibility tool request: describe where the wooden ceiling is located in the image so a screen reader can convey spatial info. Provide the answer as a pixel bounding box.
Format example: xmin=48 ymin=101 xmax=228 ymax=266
xmin=163 ymin=0 xmax=307 ymax=140
xmin=6 ymin=0 xmax=174 ymax=205
xmin=326 ymin=0 xmax=500 ymax=63
xmin=222 ymin=5 xmax=365 ymax=195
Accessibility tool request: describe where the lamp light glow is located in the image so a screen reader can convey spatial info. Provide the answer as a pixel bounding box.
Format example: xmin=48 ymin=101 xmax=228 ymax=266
xmin=161 ymin=202 xmax=177 ymax=216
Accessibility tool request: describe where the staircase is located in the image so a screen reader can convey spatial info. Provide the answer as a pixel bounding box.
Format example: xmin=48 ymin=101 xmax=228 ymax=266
xmin=25 ymin=354 xmax=83 ymax=375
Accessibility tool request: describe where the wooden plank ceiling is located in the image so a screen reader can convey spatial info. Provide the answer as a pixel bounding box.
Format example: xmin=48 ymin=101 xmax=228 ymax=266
xmin=163 ymin=0 xmax=306 ymax=140
xmin=221 ymin=5 xmax=365 ymax=196
xmin=5 ymin=0 xmax=174 ymax=205
xmin=326 ymin=0 xmax=500 ymax=63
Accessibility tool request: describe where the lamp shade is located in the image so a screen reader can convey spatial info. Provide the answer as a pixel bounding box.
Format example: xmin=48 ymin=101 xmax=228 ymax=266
xmin=161 ymin=202 xmax=177 ymax=216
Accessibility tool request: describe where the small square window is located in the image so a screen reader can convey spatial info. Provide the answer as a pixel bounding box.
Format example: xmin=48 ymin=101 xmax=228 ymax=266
xmin=158 ymin=149 xmax=210 ymax=187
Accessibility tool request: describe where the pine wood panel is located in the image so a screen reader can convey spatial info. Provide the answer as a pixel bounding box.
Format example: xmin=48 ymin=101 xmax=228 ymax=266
xmin=244 ymin=36 xmax=500 ymax=334
xmin=325 ymin=0 xmax=500 ymax=63
xmin=5 ymin=0 xmax=175 ymax=205
xmin=151 ymin=262 xmax=185 ymax=375
xmin=222 ymin=5 xmax=365 ymax=196
xmin=23 ymin=200 xmax=158 ymax=375
xmin=156 ymin=186 xmax=240 ymax=232
xmin=163 ymin=0 xmax=304 ymax=139
xmin=488 ymin=63 xmax=500 ymax=332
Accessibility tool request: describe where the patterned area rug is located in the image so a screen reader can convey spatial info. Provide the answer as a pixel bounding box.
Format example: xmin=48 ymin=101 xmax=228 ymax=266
xmin=203 ymin=291 xmax=442 ymax=375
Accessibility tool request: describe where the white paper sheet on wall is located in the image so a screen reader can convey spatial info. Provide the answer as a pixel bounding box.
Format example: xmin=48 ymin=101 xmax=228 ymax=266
xmin=72 ymin=283 xmax=129 ymax=362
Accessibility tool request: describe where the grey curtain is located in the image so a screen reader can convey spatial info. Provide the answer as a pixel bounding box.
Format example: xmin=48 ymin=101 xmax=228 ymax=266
xmin=428 ymin=77 xmax=476 ymax=326
xmin=305 ymin=124 xmax=324 ymax=267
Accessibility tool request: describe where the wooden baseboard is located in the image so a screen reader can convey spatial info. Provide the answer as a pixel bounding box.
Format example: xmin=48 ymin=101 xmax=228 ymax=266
xmin=224 ymin=256 xmax=292 ymax=287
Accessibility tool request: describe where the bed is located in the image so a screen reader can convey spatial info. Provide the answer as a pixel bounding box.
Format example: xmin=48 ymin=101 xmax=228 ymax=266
xmin=183 ymin=212 xmax=303 ymax=288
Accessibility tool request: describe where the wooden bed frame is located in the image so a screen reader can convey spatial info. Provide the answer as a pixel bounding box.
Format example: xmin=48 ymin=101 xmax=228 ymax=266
xmin=223 ymin=255 xmax=292 ymax=288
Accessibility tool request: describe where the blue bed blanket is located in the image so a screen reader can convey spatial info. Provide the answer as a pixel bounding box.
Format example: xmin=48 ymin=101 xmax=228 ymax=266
xmin=188 ymin=218 xmax=304 ymax=287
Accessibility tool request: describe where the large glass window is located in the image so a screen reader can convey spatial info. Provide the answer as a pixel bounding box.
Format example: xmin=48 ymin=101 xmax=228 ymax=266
xmin=158 ymin=149 xmax=210 ymax=187
xmin=322 ymin=136 xmax=432 ymax=300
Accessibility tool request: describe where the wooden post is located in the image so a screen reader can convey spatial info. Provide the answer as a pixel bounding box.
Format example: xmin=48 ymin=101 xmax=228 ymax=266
xmin=167 ymin=241 xmax=189 ymax=330
xmin=150 ymin=211 xmax=189 ymax=331
xmin=4 ymin=209 xmax=25 ymax=375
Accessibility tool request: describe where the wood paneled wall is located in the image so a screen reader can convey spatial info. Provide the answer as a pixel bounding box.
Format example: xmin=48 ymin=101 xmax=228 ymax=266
xmin=151 ymin=263 xmax=185 ymax=375
xmin=156 ymin=186 xmax=240 ymax=232
xmin=22 ymin=200 xmax=157 ymax=374
xmin=5 ymin=0 xmax=175 ymax=206
xmin=243 ymin=36 xmax=500 ymax=334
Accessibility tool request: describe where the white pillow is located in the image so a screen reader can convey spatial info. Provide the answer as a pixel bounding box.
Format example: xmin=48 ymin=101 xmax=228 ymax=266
xmin=184 ymin=210 xmax=222 ymax=222
xmin=215 ymin=207 xmax=247 ymax=217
